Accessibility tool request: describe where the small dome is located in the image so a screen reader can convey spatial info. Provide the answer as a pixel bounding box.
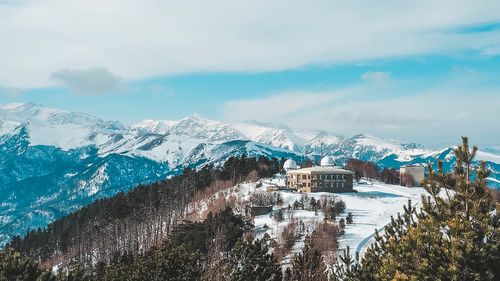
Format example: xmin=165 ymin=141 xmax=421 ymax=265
xmin=283 ymin=159 xmax=298 ymax=170
xmin=320 ymin=156 xmax=336 ymax=167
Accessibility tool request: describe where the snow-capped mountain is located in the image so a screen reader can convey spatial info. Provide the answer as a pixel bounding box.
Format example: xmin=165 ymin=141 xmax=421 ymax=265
xmin=0 ymin=103 xmax=433 ymax=165
xmin=230 ymin=120 xmax=305 ymax=152
xmin=331 ymin=134 xmax=430 ymax=163
xmin=0 ymin=103 xmax=499 ymax=246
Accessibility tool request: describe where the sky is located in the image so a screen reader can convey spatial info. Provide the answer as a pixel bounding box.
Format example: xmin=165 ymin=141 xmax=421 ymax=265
xmin=0 ymin=0 xmax=499 ymax=148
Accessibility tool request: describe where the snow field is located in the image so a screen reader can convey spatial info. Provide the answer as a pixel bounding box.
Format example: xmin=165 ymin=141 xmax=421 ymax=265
xmin=220 ymin=177 xmax=426 ymax=265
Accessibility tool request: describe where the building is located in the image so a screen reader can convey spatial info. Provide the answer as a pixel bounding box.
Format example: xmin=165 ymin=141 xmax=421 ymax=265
xmin=400 ymin=164 xmax=425 ymax=187
xmin=285 ymin=156 xmax=354 ymax=193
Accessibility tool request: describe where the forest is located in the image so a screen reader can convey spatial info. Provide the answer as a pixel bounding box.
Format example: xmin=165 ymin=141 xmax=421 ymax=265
xmin=1 ymin=137 xmax=499 ymax=280
xmin=6 ymin=156 xmax=283 ymax=269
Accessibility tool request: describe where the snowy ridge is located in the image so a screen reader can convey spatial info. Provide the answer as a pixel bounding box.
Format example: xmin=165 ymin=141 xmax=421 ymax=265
xmin=1 ymin=103 xmax=499 ymax=169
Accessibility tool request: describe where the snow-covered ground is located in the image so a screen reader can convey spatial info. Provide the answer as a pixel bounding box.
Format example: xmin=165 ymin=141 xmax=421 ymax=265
xmin=228 ymin=177 xmax=426 ymax=264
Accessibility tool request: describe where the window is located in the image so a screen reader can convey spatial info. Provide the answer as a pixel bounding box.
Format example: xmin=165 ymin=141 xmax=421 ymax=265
xmin=342 ymin=175 xmax=345 ymax=179
xmin=302 ymin=175 xmax=307 ymax=180
xmin=319 ymin=175 xmax=323 ymax=180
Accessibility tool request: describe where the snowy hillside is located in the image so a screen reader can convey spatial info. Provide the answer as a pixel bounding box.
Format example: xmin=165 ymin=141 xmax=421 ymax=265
xmin=193 ymin=177 xmax=427 ymax=266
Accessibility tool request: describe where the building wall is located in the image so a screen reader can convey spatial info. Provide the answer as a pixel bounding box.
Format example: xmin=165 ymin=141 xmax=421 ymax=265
xmin=285 ymin=173 xmax=312 ymax=191
xmin=286 ymin=172 xmax=353 ymax=193
xmin=311 ymin=173 xmax=353 ymax=192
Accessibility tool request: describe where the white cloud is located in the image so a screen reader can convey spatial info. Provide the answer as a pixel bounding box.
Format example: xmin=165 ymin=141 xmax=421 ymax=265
xmin=50 ymin=67 xmax=121 ymax=94
xmin=222 ymin=90 xmax=349 ymax=121
xmin=361 ymin=71 xmax=391 ymax=83
xmin=1 ymin=0 xmax=500 ymax=88
xmin=219 ymin=85 xmax=500 ymax=146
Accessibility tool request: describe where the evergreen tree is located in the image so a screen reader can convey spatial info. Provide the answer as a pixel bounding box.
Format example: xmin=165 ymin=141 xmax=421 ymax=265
xmin=339 ymin=137 xmax=500 ymax=280
xmin=346 ymin=212 xmax=353 ymax=224
xmin=273 ymin=209 xmax=285 ymax=223
xmin=0 ymin=250 xmax=54 ymax=281
xmin=339 ymin=218 xmax=346 ymax=229
xmin=153 ymin=245 xmax=201 ymax=281
xmin=289 ymin=239 xmax=327 ymax=281
xmin=227 ymin=238 xmax=282 ymax=281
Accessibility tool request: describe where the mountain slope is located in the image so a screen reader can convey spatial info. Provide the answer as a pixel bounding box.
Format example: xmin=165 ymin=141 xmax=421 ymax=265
xmin=0 ymin=116 xmax=304 ymax=246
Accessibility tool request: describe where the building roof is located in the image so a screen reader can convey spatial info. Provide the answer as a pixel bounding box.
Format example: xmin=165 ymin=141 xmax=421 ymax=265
xmin=287 ymin=166 xmax=354 ymax=175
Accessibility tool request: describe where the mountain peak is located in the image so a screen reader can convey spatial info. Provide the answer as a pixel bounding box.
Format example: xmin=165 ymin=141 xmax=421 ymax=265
xmin=244 ymin=120 xmax=293 ymax=132
xmin=0 ymin=102 xmax=61 ymax=111
xmin=0 ymin=102 xmax=32 ymax=110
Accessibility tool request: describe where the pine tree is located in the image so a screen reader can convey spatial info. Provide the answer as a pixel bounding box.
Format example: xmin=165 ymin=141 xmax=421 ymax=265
xmin=339 ymin=137 xmax=500 ymax=280
xmin=346 ymin=212 xmax=353 ymax=224
xmin=289 ymin=239 xmax=327 ymax=281
xmin=154 ymin=244 xmax=201 ymax=281
xmin=0 ymin=250 xmax=54 ymax=281
xmin=227 ymin=238 xmax=282 ymax=281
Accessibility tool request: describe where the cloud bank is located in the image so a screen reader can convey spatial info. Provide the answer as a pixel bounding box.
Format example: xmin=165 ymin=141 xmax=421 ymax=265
xmin=220 ymin=84 xmax=500 ymax=146
xmin=1 ymin=0 xmax=500 ymax=87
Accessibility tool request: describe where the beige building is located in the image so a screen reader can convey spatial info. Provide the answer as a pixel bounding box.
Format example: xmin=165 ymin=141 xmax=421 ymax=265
xmin=400 ymin=165 xmax=425 ymax=187
xmin=285 ymin=157 xmax=354 ymax=193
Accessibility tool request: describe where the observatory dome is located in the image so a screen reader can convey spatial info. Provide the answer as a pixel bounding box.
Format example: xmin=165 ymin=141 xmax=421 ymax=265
xmin=320 ymin=156 xmax=336 ymax=167
xmin=283 ymin=159 xmax=298 ymax=171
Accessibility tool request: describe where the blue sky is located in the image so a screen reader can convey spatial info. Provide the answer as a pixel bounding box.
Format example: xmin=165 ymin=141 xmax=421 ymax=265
xmin=1 ymin=0 xmax=500 ymax=148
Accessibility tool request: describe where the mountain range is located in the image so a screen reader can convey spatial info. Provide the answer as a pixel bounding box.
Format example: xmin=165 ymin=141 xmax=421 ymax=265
xmin=1 ymin=102 xmax=499 ymax=246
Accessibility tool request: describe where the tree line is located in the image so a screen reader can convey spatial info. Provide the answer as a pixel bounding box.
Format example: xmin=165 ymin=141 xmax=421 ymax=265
xmin=345 ymin=158 xmax=399 ymax=184
xmin=6 ymin=156 xmax=283 ymax=270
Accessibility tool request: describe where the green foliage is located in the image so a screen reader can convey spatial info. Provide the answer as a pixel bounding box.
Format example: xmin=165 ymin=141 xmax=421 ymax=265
xmin=276 ymin=193 xmax=284 ymax=206
xmin=293 ymin=199 xmax=304 ymax=210
xmin=332 ymin=246 xmax=359 ymax=281
xmin=323 ymin=198 xmax=346 ymax=221
xmin=339 ymin=218 xmax=346 ymax=229
xmin=272 ymin=209 xmax=285 ymax=223
xmin=346 ymin=212 xmax=353 ymax=224
xmin=289 ymin=239 xmax=327 ymax=281
xmin=309 ymin=197 xmax=318 ymax=211
xmin=337 ymin=137 xmax=500 ymax=280
xmin=0 ymin=250 xmax=55 ymax=281
xmin=226 ymin=238 xmax=282 ymax=281
xmin=169 ymin=207 xmax=247 ymax=255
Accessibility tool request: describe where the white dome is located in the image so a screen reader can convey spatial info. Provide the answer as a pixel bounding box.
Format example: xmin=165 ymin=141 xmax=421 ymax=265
xmin=320 ymin=156 xmax=336 ymax=167
xmin=283 ymin=159 xmax=298 ymax=170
